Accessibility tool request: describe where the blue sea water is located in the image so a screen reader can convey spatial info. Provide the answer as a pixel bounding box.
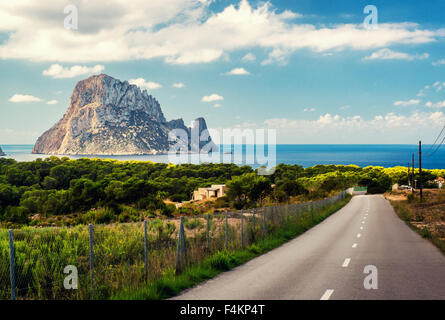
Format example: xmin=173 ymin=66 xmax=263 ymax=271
xmin=0 ymin=144 xmax=444 ymax=169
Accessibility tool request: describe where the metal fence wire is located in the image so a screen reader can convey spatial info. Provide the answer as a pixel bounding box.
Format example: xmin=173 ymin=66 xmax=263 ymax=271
xmin=0 ymin=189 xmax=351 ymax=300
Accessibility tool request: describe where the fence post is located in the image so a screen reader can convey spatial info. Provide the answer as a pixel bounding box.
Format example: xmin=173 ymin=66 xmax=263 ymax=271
xmin=8 ymin=230 xmax=16 ymax=300
xmin=225 ymin=210 xmax=228 ymax=250
xmin=175 ymin=217 xmax=184 ymax=273
xmin=253 ymin=208 xmax=256 ymax=231
xmin=241 ymin=210 xmax=244 ymax=249
xmin=181 ymin=218 xmax=187 ymax=266
xmin=206 ymin=214 xmax=210 ymax=252
xmin=144 ymin=220 xmax=148 ymax=283
xmin=88 ymin=224 xmax=95 ymax=294
xmin=263 ymin=207 xmax=266 ymax=236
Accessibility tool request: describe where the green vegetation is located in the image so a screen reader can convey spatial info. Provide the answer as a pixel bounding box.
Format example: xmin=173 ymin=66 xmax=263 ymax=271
xmin=1 ymin=157 xmax=443 ymax=228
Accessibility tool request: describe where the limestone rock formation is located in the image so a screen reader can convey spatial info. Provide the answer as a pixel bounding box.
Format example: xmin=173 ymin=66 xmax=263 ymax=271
xmin=32 ymin=74 xmax=215 ymax=155
xmin=0 ymin=146 xmax=5 ymax=156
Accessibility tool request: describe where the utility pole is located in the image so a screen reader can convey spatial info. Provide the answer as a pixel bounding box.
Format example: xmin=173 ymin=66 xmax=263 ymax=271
xmin=412 ymin=153 xmax=415 ymax=190
xmin=407 ymin=161 xmax=410 ymax=186
xmin=419 ymin=141 xmax=423 ymax=201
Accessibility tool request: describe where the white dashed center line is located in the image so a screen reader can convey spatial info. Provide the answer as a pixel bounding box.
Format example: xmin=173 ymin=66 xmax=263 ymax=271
xmin=357 ymin=233 xmax=361 ymax=238
xmin=320 ymin=289 xmax=334 ymax=300
xmin=360 ymin=226 xmax=363 ymax=230
xmin=352 ymin=243 xmax=358 ymax=248
xmin=342 ymin=258 xmax=351 ymax=267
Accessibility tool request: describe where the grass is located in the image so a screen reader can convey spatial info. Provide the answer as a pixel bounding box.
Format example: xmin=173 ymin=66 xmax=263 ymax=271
xmin=112 ymin=194 xmax=352 ymax=300
xmin=388 ymin=189 xmax=445 ymax=255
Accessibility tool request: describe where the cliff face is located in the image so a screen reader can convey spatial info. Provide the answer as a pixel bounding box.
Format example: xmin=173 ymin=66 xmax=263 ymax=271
xmin=0 ymin=146 xmax=5 ymax=156
xmin=32 ymin=74 xmax=214 ymax=155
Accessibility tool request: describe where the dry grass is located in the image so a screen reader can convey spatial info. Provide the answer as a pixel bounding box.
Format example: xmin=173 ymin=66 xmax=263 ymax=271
xmin=386 ymin=188 xmax=445 ymax=251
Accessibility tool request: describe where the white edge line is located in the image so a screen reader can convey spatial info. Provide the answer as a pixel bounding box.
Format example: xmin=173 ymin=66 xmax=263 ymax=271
xmin=320 ymin=289 xmax=334 ymax=300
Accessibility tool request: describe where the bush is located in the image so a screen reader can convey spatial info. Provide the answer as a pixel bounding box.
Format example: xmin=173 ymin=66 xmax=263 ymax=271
xmin=94 ymin=207 xmax=116 ymax=224
xmin=184 ymin=218 xmax=203 ymax=230
xmin=421 ymin=227 xmax=432 ymax=239
xmin=206 ymin=251 xmax=239 ymax=271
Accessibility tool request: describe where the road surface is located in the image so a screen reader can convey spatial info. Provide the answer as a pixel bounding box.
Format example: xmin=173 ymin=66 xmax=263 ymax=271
xmin=173 ymin=195 xmax=445 ymax=300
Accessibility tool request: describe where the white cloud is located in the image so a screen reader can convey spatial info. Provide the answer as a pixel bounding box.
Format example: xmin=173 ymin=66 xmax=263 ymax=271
xmin=393 ymin=99 xmax=420 ymax=106
xmin=259 ymin=111 xmax=445 ymax=143
xmin=363 ymin=48 xmax=429 ymax=61
xmin=129 ymin=78 xmax=162 ymax=90
xmin=42 ymin=64 xmax=105 ymax=79
xmin=0 ymin=1 xmax=443 ymax=64
xmin=303 ymin=108 xmax=316 ymax=112
xmin=225 ymin=67 xmax=250 ymax=75
xmin=202 ymin=94 xmax=224 ymax=102
xmin=9 ymin=94 xmax=43 ymax=103
xmin=214 ymin=103 xmax=222 ymax=108
xmin=340 ymin=105 xmax=351 ymax=110
xmin=432 ymin=59 xmax=445 ymax=66
xmin=432 ymin=81 xmax=445 ymax=92
xmin=242 ymin=53 xmax=256 ymax=62
xmin=47 ymin=100 xmax=58 ymax=105
xmin=172 ymin=82 xmax=185 ymax=88
xmin=425 ymin=100 xmax=445 ymax=108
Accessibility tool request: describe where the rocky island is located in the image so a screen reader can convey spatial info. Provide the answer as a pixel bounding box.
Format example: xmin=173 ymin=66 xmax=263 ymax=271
xmin=32 ymin=74 xmax=214 ymax=155
xmin=0 ymin=146 xmax=5 ymax=156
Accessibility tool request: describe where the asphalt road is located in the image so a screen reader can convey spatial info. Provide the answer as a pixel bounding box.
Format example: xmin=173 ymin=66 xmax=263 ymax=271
xmin=173 ymin=195 xmax=445 ymax=300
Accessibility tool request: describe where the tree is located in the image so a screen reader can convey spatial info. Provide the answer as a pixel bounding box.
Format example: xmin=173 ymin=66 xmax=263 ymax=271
xmin=226 ymin=173 xmax=271 ymax=208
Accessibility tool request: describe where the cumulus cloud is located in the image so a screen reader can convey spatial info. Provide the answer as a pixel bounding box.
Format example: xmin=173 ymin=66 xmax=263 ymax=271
xmin=214 ymin=103 xmax=222 ymax=108
xmin=432 ymin=81 xmax=445 ymax=92
xmin=0 ymin=1 xmax=443 ymax=64
xmin=129 ymin=78 xmax=162 ymax=90
xmin=242 ymin=53 xmax=256 ymax=62
xmin=425 ymin=100 xmax=445 ymax=108
xmin=258 ymin=111 xmax=445 ymax=143
xmin=172 ymin=82 xmax=185 ymax=88
xmin=9 ymin=94 xmax=43 ymax=103
xmin=202 ymin=94 xmax=224 ymax=102
xmin=363 ymin=48 xmax=429 ymax=61
xmin=303 ymin=108 xmax=316 ymax=112
xmin=393 ymin=99 xmax=420 ymax=106
xmin=225 ymin=68 xmax=250 ymax=75
xmin=42 ymin=64 xmax=105 ymax=79
xmin=432 ymin=59 xmax=445 ymax=66
xmin=47 ymin=100 xmax=58 ymax=105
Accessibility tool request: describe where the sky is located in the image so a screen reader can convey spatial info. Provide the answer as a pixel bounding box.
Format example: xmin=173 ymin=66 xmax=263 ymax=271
xmin=0 ymin=0 xmax=445 ymax=144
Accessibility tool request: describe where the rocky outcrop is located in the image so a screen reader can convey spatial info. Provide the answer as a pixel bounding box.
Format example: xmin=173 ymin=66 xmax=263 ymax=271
xmin=0 ymin=146 xmax=5 ymax=156
xmin=32 ymin=74 xmax=215 ymax=155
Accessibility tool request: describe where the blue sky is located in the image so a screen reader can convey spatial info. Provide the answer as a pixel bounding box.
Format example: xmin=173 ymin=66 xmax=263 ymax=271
xmin=0 ymin=0 xmax=444 ymax=144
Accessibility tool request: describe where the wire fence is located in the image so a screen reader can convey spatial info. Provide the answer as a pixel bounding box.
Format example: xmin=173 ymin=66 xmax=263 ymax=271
xmin=0 ymin=189 xmax=351 ymax=300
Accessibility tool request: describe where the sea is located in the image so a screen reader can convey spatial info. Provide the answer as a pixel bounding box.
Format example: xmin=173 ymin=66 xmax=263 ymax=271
xmin=1 ymin=144 xmax=444 ymax=169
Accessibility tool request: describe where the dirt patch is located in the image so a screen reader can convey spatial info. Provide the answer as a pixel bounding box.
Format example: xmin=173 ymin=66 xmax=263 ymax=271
xmin=389 ymin=188 xmax=445 ymax=254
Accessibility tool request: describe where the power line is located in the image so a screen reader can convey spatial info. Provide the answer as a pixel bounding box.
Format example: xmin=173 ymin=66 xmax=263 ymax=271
xmin=427 ymin=124 xmax=445 ymax=151
xmin=424 ymin=135 xmax=445 ymax=157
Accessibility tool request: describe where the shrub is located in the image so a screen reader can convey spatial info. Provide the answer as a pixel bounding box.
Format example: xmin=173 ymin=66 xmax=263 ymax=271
xmin=184 ymin=218 xmax=203 ymax=230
